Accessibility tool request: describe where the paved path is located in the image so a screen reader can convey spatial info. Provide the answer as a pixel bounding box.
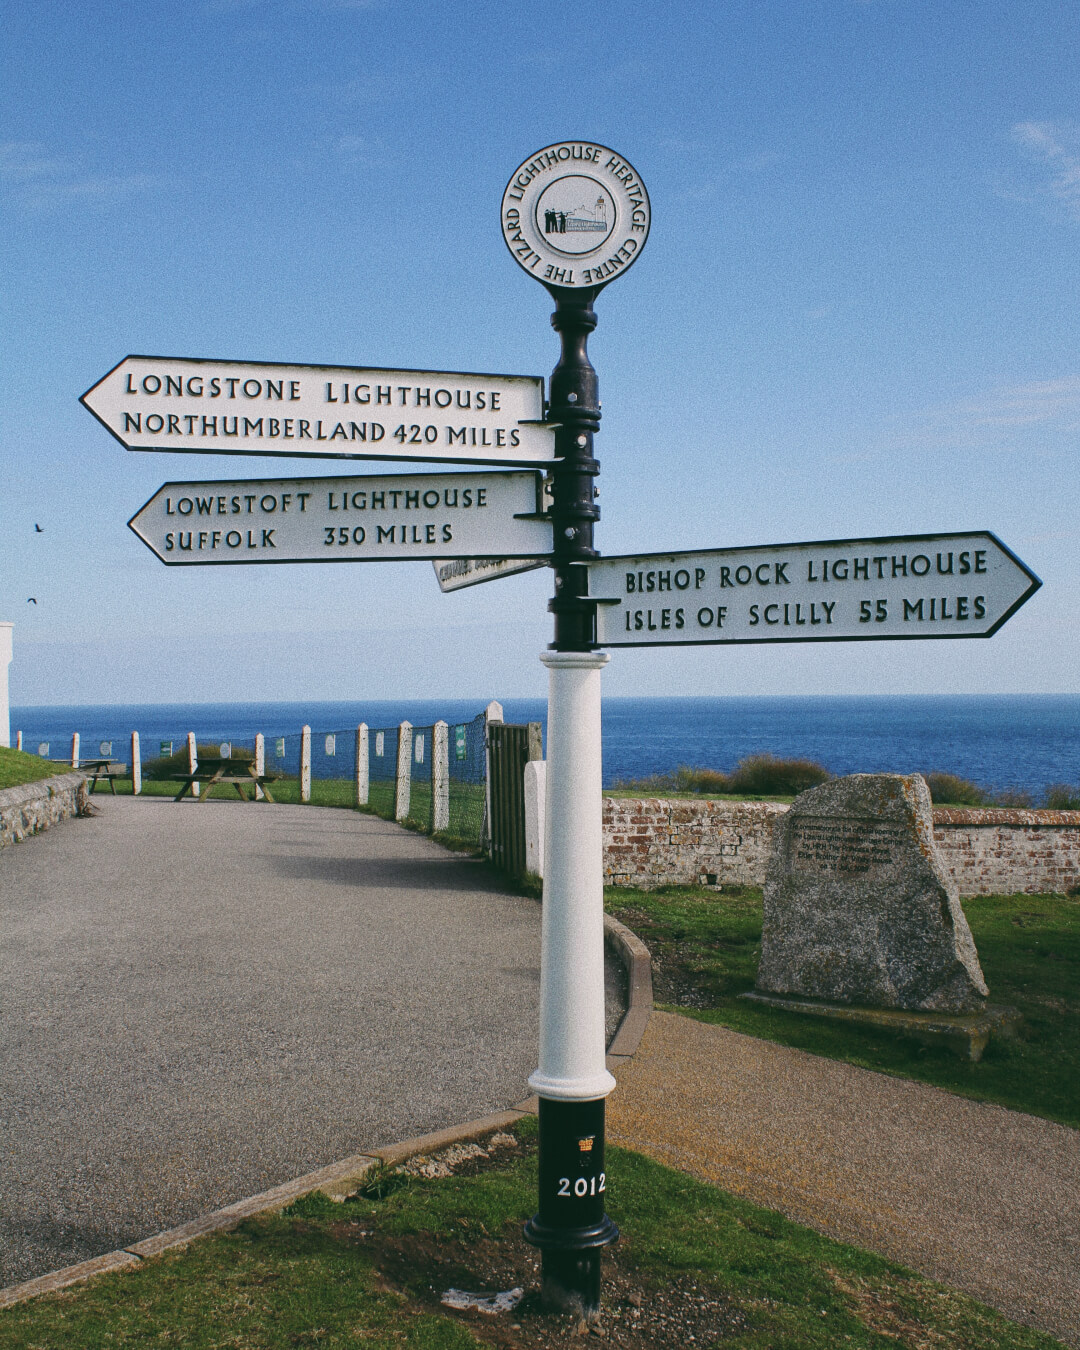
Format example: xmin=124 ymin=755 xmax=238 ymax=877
xmin=0 ymin=796 xmax=545 ymax=1287
xmin=608 ymin=1010 xmax=1080 ymax=1347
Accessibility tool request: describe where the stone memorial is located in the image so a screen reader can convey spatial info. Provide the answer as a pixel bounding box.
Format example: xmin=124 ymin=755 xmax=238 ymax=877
xmin=755 ymin=773 xmax=988 ymax=1012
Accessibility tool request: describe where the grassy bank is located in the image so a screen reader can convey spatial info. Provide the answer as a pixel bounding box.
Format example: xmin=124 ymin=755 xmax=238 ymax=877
xmin=0 ymin=746 xmax=69 ymax=791
xmin=605 ymin=884 xmax=1080 ymax=1129
xmin=0 ymin=1120 xmax=1061 ymax=1350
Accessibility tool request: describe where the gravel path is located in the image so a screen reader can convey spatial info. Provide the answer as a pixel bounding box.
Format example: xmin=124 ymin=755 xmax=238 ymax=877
xmin=1 ymin=796 xmax=547 ymax=1287
xmin=607 ymin=1010 xmax=1080 ymax=1347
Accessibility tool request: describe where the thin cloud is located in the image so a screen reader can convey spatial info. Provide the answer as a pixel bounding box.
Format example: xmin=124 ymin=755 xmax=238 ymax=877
xmin=947 ymin=376 xmax=1080 ymax=430
xmin=0 ymin=140 xmax=164 ymax=212
xmin=1009 ymin=120 xmax=1080 ymax=221
xmin=884 ymin=376 xmax=1080 ymax=455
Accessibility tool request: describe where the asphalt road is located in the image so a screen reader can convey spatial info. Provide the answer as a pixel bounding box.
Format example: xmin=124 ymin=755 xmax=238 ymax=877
xmin=0 ymin=796 xmax=551 ymax=1287
xmin=610 ymin=1011 xmax=1080 ymax=1348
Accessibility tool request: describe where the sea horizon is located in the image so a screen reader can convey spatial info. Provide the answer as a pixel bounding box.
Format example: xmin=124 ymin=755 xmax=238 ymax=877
xmin=11 ymin=693 xmax=1080 ymax=798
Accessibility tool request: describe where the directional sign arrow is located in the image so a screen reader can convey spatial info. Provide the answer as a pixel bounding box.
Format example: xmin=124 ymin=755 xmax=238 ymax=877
xmin=83 ymin=356 xmax=556 ymax=465
xmin=589 ymin=532 xmax=1040 ymax=646
xmin=432 ymin=557 xmax=546 ymax=591
xmin=128 ymin=470 xmax=552 ymax=565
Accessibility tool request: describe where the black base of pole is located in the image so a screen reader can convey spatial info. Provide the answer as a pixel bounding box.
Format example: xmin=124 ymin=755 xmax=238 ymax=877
xmin=524 ymin=1097 xmax=618 ymax=1320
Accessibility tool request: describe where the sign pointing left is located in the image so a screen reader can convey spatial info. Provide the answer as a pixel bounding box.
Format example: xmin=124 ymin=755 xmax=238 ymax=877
xmin=128 ymin=470 xmax=552 ymax=565
xmin=82 ymin=356 xmax=556 ymax=465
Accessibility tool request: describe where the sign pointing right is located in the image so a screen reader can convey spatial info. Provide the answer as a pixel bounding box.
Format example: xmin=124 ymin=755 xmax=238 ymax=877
xmin=589 ymin=532 xmax=1040 ymax=647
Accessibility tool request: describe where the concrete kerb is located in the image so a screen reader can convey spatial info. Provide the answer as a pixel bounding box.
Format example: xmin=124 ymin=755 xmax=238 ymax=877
xmin=0 ymin=911 xmax=654 ymax=1312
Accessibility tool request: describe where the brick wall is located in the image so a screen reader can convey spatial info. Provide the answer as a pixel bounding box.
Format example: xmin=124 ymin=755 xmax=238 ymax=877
xmin=603 ymin=798 xmax=787 ymax=890
xmin=602 ymin=797 xmax=1080 ymax=896
xmin=932 ymin=807 xmax=1080 ymax=897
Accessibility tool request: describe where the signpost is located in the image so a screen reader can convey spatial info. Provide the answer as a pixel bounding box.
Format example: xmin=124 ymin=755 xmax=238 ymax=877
xmin=501 ymin=141 xmax=651 ymax=1322
xmin=127 ymin=470 xmax=552 ymax=565
xmin=81 ymin=136 xmax=1044 ymax=1330
xmin=81 ymin=357 xmax=555 ymax=465
xmin=589 ymin=533 xmax=1040 ymax=646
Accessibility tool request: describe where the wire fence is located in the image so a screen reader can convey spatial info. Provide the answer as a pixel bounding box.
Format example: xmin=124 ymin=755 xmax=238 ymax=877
xmin=16 ymin=710 xmax=492 ymax=850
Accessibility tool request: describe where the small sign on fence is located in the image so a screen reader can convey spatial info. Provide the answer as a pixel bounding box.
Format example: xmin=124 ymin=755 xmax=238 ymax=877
xmin=38 ymin=742 xmax=49 ymax=757
xmin=160 ymin=740 xmax=172 ymax=756
xmin=325 ymin=735 xmax=336 ymax=756
xmin=375 ymin=732 xmax=385 ymax=757
xmin=455 ymin=724 xmax=467 ymax=760
xmin=220 ymin=742 xmax=232 ymax=758
xmin=415 ymin=734 xmax=424 ymax=764
xmin=274 ymin=738 xmax=285 ymax=757
xmin=99 ymin=741 xmax=112 ymax=756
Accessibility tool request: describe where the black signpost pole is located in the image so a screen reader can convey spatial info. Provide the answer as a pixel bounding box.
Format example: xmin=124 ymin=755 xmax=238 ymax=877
xmin=546 ymin=290 xmax=601 ymax=647
xmin=522 ymin=286 xmax=618 ymax=1320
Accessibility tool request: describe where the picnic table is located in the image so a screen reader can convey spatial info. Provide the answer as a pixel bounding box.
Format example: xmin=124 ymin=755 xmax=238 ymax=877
xmin=82 ymin=759 xmax=127 ymax=794
xmin=172 ymin=757 xmax=276 ymax=803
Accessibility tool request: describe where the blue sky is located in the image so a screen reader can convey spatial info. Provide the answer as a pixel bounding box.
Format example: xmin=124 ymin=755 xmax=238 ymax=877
xmin=3 ymin=0 xmax=1078 ymax=704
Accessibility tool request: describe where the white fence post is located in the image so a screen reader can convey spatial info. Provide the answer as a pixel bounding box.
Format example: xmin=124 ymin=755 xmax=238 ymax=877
xmin=433 ymin=720 xmax=449 ymax=832
xmin=481 ymin=700 xmax=503 ymax=851
xmin=187 ymin=731 xmax=199 ymax=797
xmin=300 ymin=725 xmax=311 ymax=802
xmin=355 ymin=723 xmax=369 ymax=806
xmin=254 ymin=733 xmax=265 ymax=800
xmin=525 ymin=758 xmax=546 ymax=877
xmin=70 ymin=732 xmax=80 ymax=769
xmin=395 ymin=721 xmax=413 ymax=822
xmin=131 ymin=731 xmax=142 ymax=795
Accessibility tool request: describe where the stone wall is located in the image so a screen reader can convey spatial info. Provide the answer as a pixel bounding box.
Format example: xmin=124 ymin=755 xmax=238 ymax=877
xmin=601 ymin=797 xmax=1080 ymax=897
xmin=0 ymin=773 xmax=88 ymax=849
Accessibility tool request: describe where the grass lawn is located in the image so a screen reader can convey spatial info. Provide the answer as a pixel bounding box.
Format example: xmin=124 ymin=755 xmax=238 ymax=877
xmin=0 ymin=746 xmax=70 ymax=790
xmin=605 ymin=884 xmax=1080 ymax=1129
xmin=0 ymin=1119 xmax=1061 ymax=1350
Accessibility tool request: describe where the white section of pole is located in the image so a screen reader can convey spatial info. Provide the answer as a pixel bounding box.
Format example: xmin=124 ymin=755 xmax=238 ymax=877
xmin=0 ymin=623 xmax=12 ymax=749
xmin=131 ymin=731 xmax=142 ymax=795
xmin=70 ymin=732 xmax=80 ymax=769
xmin=254 ymin=733 xmax=265 ymax=800
xmin=300 ymin=726 xmax=312 ymax=802
xmin=395 ymin=721 xmax=413 ymax=821
xmin=16 ymin=731 xmax=23 ymax=751
xmin=529 ymin=650 xmax=616 ymax=1103
xmin=188 ymin=732 xmax=199 ymax=797
xmin=432 ymin=720 xmax=449 ymax=832
xmin=355 ymin=723 xmax=369 ymax=806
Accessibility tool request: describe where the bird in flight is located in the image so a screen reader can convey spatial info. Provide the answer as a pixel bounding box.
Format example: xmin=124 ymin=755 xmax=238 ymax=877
xmin=34 ymin=524 xmax=43 ymax=532
xmin=27 ymin=598 xmax=37 ymax=604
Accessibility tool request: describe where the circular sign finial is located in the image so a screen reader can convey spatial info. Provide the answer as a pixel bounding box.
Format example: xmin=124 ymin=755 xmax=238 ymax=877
xmin=501 ymin=142 xmax=650 ymax=292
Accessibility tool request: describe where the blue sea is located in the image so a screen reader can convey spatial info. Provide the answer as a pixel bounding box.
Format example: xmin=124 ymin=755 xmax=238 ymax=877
xmin=10 ymin=695 xmax=1079 ymax=798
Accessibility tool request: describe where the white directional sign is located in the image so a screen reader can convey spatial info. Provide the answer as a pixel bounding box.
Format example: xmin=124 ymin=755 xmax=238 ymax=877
xmin=82 ymin=357 xmax=555 ymax=464
xmin=432 ymin=556 xmax=546 ymax=591
xmin=588 ymin=533 xmax=1040 ymax=646
xmin=128 ymin=470 xmax=552 ymax=565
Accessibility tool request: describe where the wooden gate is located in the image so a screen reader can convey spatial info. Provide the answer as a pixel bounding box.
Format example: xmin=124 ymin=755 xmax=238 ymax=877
xmin=488 ymin=721 xmax=542 ymax=876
